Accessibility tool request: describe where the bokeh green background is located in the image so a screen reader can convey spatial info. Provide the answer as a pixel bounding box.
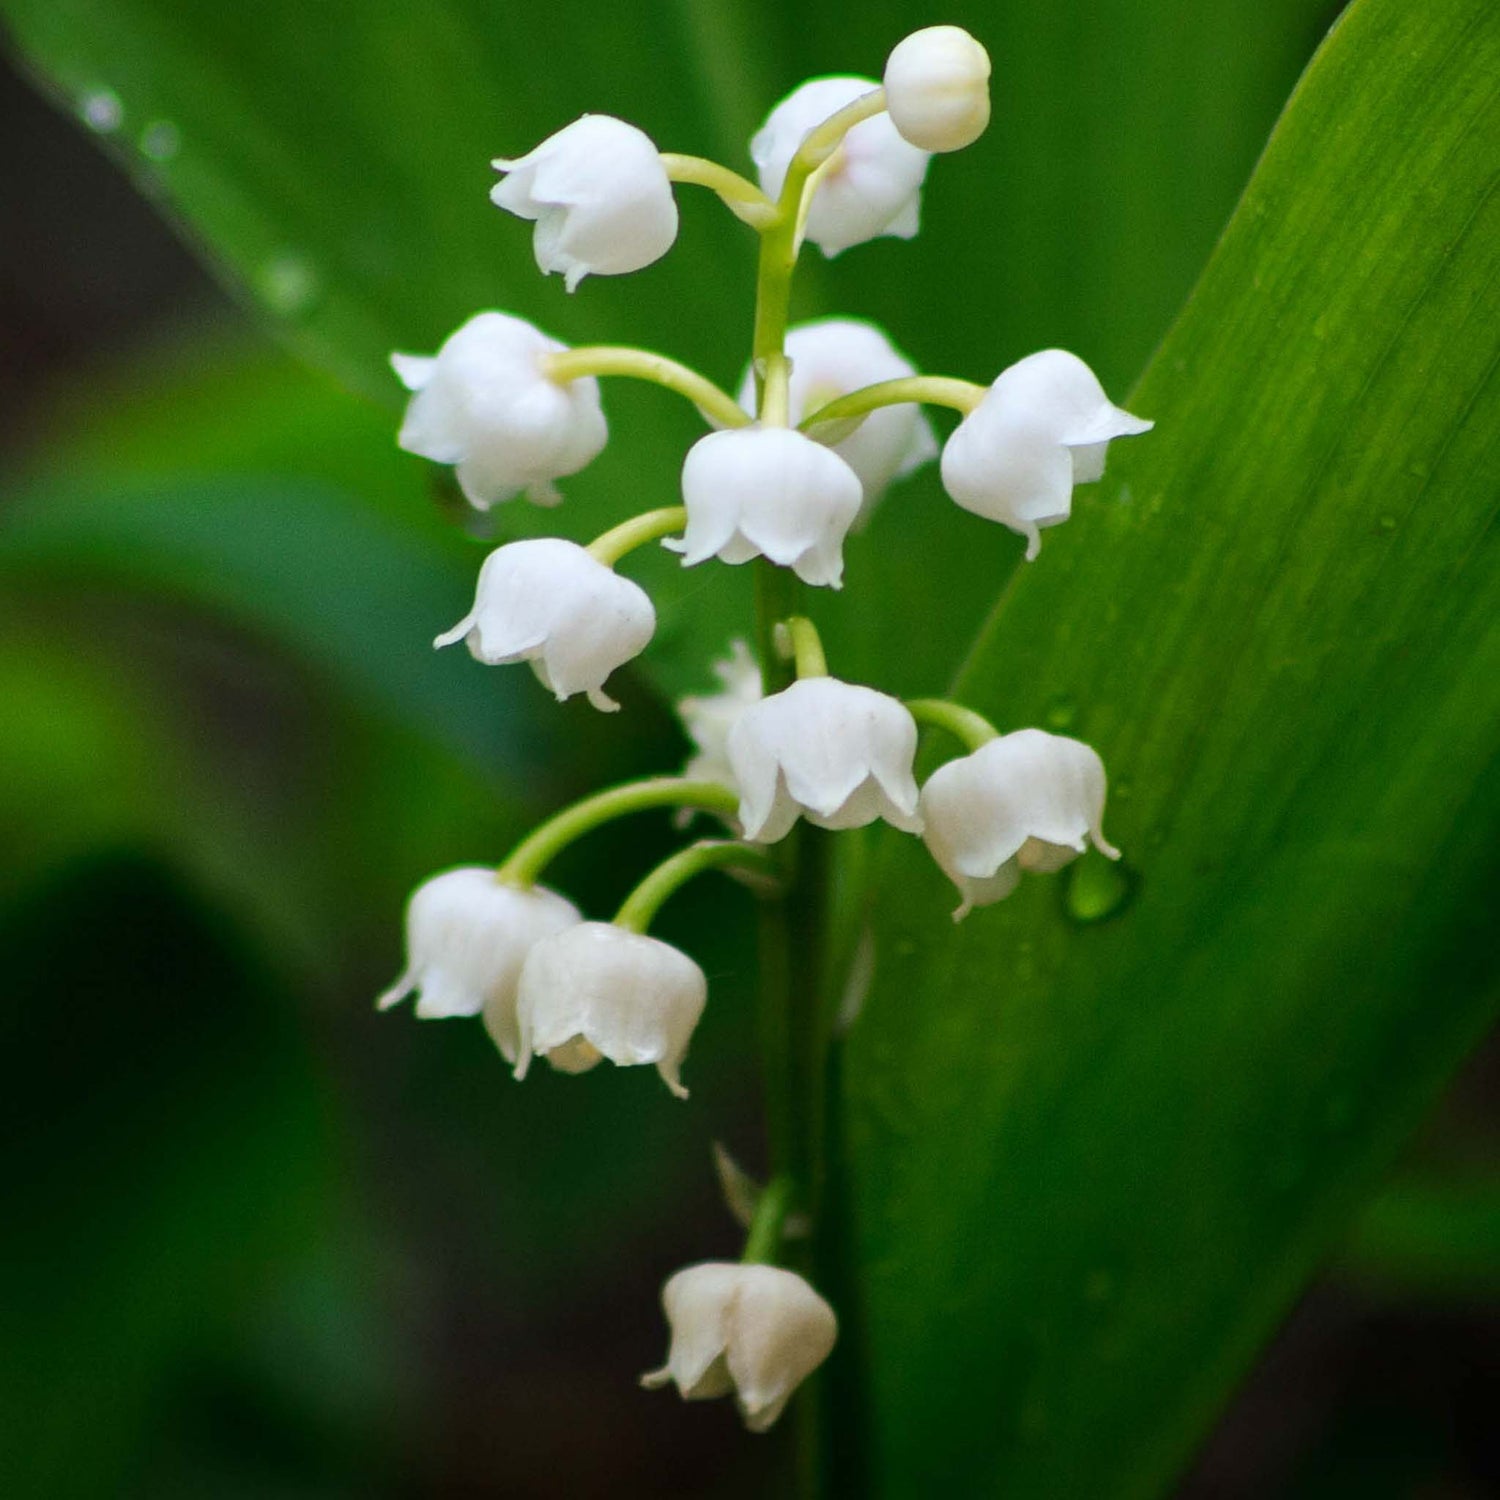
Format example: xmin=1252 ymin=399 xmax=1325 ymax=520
xmin=2 ymin=0 xmax=1496 ymax=1495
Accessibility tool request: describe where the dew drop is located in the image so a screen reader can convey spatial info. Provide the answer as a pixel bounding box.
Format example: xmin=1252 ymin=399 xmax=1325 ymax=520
xmin=1064 ymin=853 xmax=1136 ymax=924
xmin=80 ymin=88 xmax=123 ymax=133
xmin=139 ymin=119 xmax=181 ymax=161
xmin=1044 ymin=696 xmax=1076 ymax=731
xmin=256 ymin=253 xmax=321 ymax=318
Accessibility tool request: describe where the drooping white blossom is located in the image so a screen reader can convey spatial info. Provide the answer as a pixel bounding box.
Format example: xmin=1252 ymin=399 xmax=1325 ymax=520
xmin=491 ymin=115 xmax=678 ymax=290
xmin=738 ymin=319 xmax=938 ymax=519
xmin=434 ymin=538 xmax=655 ymax=713
xmin=672 ymin=426 xmax=863 ymax=588
xmin=727 ymin=677 xmax=922 ymax=842
xmin=641 ymin=1262 xmax=838 ymax=1432
xmin=940 ymin=349 xmax=1153 ymax=559
xmin=920 ymin=728 xmax=1120 ymax=918
xmin=751 ymin=76 xmax=930 ymax=257
xmin=678 ymin=639 xmax=764 ymax=790
xmin=392 ymin=312 xmax=607 ymax=509
xmin=883 ymin=26 xmax=992 ymax=153
xmin=513 ymin=922 xmax=707 ymax=1098
xmin=377 ymin=869 xmax=580 ymax=1059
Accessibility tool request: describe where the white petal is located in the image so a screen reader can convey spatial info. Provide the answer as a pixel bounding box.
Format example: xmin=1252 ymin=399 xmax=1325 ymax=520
xmin=514 ymin=923 xmax=707 ymax=1098
xmin=377 ymin=868 xmax=580 ymax=1056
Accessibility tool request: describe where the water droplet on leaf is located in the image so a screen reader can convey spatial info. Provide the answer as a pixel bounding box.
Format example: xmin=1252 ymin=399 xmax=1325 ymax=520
xmin=1064 ymin=853 xmax=1135 ymax=924
xmin=257 ymin=253 xmax=320 ymax=318
xmin=139 ymin=120 xmax=181 ymax=161
xmin=80 ymin=89 xmax=123 ymax=133
xmin=1044 ymin=696 xmax=1076 ymax=731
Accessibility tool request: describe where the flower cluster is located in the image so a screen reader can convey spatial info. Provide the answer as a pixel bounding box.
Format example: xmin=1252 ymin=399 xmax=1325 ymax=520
xmin=380 ymin=25 xmax=1150 ymax=1436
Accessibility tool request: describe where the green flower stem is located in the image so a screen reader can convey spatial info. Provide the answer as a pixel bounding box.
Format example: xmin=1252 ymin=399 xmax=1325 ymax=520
xmin=659 ymin=152 xmax=779 ymax=229
xmin=495 ymin=778 xmax=739 ymax=888
xmin=905 ymin=698 xmax=1001 ymax=752
xmin=741 ymin=1173 xmax=795 ymax=1264
xmin=801 ymin=375 xmax=987 ymax=431
xmin=751 ymin=86 xmax=889 ymax=404
xmin=782 ymin=615 xmax=829 ymax=680
xmin=542 ymin=346 xmax=749 ymax=430
xmin=586 ymin=506 xmax=687 ymax=567
xmin=614 ymin=840 xmax=777 ymax=934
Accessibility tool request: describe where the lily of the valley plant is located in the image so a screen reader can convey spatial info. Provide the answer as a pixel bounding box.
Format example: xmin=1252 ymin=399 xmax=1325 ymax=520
xmin=380 ymin=22 xmax=1150 ymax=1454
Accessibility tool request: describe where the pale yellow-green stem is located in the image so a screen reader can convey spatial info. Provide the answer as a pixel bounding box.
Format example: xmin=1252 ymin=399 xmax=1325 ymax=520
xmin=801 ymin=375 xmax=986 ymax=434
xmin=613 ymin=840 xmax=777 ymax=934
xmin=780 ymin=615 xmax=829 ymax=680
xmin=586 ymin=506 xmax=687 ymax=567
xmin=659 ymin=152 xmax=779 ymax=229
xmin=905 ymin=698 xmax=1001 ymax=752
xmin=543 ymin=346 xmax=749 ymax=430
xmin=496 ymin=778 xmax=740 ymax=888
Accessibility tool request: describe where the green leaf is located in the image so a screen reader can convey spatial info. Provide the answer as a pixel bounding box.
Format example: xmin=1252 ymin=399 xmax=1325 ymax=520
xmin=837 ymin=0 xmax=1500 ymax=1492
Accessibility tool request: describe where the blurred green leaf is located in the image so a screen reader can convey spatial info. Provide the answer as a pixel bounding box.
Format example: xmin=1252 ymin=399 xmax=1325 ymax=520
xmin=1341 ymin=1177 xmax=1500 ymax=1300
xmin=0 ymin=854 xmax=370 ymax=1499
xmin=837 ymin=0 xmax=1500 ymax=1492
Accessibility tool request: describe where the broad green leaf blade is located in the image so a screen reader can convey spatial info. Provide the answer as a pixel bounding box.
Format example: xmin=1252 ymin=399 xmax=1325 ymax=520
xmin=838 ymin=0 xmax=1500 ymax=1493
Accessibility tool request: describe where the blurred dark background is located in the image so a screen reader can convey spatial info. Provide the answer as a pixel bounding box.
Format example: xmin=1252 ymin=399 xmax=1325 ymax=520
xmin=2 ymin=23 xmax=1498 ymax=1500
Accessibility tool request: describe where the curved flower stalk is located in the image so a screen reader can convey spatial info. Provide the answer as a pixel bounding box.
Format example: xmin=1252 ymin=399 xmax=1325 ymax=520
xmin=392 ymin=312 xmax=607 ymax=509
xmin=378 ymin=24 xmax=1151 ymax=1461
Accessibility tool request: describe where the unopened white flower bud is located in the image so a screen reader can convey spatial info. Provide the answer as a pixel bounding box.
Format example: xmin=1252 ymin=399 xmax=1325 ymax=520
xmin=514 ymin=922 xmax=707 ymax=1098
xmin=672 ymin=426 xmax=863 ymax=588
xmin=491 ymin=115 xmax=678 ymax=290
xmin=678 ymin=640 xmax=764 ymax=791
xmin=377 ymin=869 xmax=580 ymax=1059
xmin=392 ymin=312 xmax=607 ymax=510
xmin=738 ymin=319 xmax=938 ymax=519
xmin=920 ymin=728 xmax=1120 ymax=918
xmin=751 ymin=77 xmax=930 ymax=257
xmin=883 ymin=26 xmax=992 ymax=153
xmin=434 ymin=538 xmax=654 ymax=713
xmin=728 ymin=677 xmax=922 ymax=842
xmin=940 ymin=349 xmax=1153 ymax=559
xmin=641 ymin=1262 xmax=837 ymax=1432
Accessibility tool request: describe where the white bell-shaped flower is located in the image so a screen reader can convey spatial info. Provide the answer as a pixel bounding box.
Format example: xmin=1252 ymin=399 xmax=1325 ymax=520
xmin=940 ymin=349 xmax=1153 ymax=559
xmin=434 ymin=538 xmax=654 ymax=713
xmin=513 ymin=922 xmax=707 ymax=1098
xmin=377 ymin=869 xmax=580 ymax=1059
xmin=491 ymin=114 xmax=678 ymax=290
xmin=883 ymin=26 xmax=992 ymax=153
xmin=751 ymin=77 xmax=930 ymax=257
xmin=392 ymin=312 xmax=607 ymax=510
xmin=737 ymin=319 xmax=938 ymax=519
xmin=920 ymin=728 xmax=1120 ymax=918
xmin=727 ymin=677 xmax=922 ymax=842
xmin=673 ymin=426 xmax=863 ymax=588
xmin=641 ymin=1262 xmax=838 ymax=1433
xmin=679 ymin=639 xmax=764 ymax=790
